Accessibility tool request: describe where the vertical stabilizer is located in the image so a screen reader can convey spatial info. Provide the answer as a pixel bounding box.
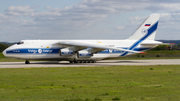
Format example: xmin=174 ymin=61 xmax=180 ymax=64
xmin=128 ymin=14 xmax=160 ymax=40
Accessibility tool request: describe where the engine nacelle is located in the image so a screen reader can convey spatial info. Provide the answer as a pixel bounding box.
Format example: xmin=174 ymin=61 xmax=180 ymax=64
xmin=59 ymin=49 xmax=74 ymax=56
xmin=77 ymin=51 xmax=93 ymax=58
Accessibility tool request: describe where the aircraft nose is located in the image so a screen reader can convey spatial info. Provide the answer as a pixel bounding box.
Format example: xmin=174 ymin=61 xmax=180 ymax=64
xmin=3 ymin=49 xmax=6 ymax=56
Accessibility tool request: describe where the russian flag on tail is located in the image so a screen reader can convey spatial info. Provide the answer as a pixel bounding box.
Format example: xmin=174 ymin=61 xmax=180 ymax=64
xmin=145 ymin=24 xmax=151 ymax=26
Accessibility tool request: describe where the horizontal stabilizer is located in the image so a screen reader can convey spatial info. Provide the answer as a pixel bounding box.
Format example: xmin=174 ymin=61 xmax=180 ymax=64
xmin=141 ymin=43 xmax=174 ymax=45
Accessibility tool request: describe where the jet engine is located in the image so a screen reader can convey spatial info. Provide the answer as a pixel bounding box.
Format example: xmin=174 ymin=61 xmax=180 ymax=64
xmin=77 ymin=50 xmax=93 ymax=58
xmin=59 ymin=49 xmax=74 ymax=56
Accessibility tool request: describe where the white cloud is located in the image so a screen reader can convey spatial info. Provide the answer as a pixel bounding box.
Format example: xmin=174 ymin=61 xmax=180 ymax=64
xmin=45 ymin=6 xmax=52 ymax=9
xmin=117 ymin=26 xmax=124 ymax=30
xmin=1 ymin=0 xmax=180 ymax=41
xmin=5 ymin=6 xmax=34 ymax=16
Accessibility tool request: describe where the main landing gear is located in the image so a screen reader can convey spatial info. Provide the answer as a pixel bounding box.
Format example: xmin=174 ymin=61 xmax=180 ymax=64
xmin=25 ymin=60 xmax=30 ymax=64
xmin=69 ymin=60 xmax=96 ymax=64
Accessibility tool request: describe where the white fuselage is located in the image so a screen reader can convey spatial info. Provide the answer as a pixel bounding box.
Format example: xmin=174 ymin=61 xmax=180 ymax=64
xmin=3 ymin=39 xmax=159 ymax=61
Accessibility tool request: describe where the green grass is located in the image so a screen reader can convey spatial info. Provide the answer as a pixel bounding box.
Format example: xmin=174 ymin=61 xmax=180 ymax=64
xmin=0 ymin=65 xmax=180 ymax=101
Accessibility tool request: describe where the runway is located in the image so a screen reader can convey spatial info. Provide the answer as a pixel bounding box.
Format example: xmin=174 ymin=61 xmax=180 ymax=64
xmin=0 ymin=59 xmax=180 ymax=68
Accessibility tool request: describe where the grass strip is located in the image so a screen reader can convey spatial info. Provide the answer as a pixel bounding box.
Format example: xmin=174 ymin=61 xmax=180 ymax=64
xmin=0 ymin=65 xmax=180 ymax=101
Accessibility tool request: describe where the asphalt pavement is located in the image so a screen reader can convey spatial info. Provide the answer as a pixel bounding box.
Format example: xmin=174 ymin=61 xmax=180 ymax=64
xmin=0 ymin=59 xmax=179 ymax=68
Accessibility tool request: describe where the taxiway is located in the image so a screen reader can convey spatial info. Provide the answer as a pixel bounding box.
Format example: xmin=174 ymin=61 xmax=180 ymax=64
xmin=0 ymin=59 xmax=180 ymax=68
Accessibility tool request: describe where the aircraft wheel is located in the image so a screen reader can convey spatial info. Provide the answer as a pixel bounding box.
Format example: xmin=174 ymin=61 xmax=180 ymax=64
xmin=69 ymin=61 xmax=73 ymax=63
xmin=74 ymin=60 xmax=78 ymax=63
xmin=77 ymin=60 xmax=81 ymax=63
xmin=90 ymin=60 xmax=93 ymax=63
xmin=92 ymin=60 xmax=95 ymax=63
xmin=25 ymin=60 xmax=30 ymax=64
xmin=92 ymin=60 xmax=96 ymax=63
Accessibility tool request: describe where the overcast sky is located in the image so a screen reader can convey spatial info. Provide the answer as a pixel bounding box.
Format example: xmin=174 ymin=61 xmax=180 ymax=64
xmin=1 ymin=0 xmax=180 ymax=42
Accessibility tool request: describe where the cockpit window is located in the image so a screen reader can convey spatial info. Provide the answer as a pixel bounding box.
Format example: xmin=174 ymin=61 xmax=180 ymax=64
xmin=17 ymin=41 xmax=24 ymax=45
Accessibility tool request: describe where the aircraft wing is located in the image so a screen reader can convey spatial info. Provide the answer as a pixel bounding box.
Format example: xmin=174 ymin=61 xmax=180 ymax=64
xmin=58 ymin=41 xmax=142 ymax=53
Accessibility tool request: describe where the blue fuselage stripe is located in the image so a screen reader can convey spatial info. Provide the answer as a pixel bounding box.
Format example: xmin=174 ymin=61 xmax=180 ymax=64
xmin=6 ymin=48 xmax=61 ymax=54
xmin=6 ymin=48 xmax=151 ymax=54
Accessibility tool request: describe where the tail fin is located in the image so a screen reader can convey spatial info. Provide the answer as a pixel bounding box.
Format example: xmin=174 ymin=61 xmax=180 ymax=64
xmin=128 ymin=14 xmax=160 ymax=40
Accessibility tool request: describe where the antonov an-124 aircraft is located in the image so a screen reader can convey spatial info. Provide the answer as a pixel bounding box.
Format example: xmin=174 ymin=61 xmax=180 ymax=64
xmin=3 ymin=14 xmax=167 ymax=64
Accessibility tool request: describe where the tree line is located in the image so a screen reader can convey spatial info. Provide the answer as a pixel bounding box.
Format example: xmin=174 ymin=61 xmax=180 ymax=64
xmin=150 ymin=44 xmax=180 ymax=51
xmin=0 ymin=43 xmax=9 ymax=52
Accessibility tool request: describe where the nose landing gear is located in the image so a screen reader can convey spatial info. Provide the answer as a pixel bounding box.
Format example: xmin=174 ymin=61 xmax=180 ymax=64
xmin=25 ymin=60 xmax=30 ymax=64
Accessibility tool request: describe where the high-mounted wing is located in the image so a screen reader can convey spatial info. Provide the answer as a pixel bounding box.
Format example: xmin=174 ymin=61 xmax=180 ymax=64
xmin=57 ymin=40 xmax=142 ymax=54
